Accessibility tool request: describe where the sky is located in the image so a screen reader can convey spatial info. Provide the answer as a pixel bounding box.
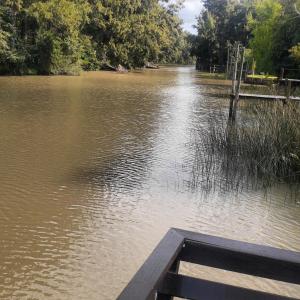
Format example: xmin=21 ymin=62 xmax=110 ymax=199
xmin=179 ymin=0 xmax=203 ymax=34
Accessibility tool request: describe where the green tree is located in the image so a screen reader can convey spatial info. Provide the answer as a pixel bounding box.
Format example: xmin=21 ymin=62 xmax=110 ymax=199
xmin=193 ymin=0 xmax=253 ymax=70
xmin=290 ymin=43 xmax=300 ymax=65
xmin=248 ymin=0 xmax=283 ymax=73
xmin=0 ymin=0 xmax=27 ymax=74
xmin=0 ymin=0 xmax=191 ymax=74
xmin=272 ymin=0 xmax=300 ymax=74
xmin=193 ymin=11 xmax=217 ymax=70
xmin=29 ymin=0 xmax=91 ymax=74
xmin=84 ymin=0 xmax=187 ymax=68
xmin=247 ymin=0 xmax=300 ymax=75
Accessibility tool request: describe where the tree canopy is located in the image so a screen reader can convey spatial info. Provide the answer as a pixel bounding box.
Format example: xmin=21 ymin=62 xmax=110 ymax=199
xmin=2 ymin=0 xmax=299 ymax=75
xmin=193 ymin=0 xmax=300 ymax=74
xmin=0 ymin=0 xmax=192 ymax=75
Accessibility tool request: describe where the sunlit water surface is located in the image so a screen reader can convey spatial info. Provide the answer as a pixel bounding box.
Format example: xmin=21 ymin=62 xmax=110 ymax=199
xmin=0 ymin=67 xmax=299 ymax=299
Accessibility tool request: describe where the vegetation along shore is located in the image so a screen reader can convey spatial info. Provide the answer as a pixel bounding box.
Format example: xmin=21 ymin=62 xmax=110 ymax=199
xmin=0 ymin=0 xmax=194 ymax=75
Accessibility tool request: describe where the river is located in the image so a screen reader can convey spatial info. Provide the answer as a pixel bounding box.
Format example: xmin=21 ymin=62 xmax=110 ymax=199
xmin=0 ymin=67 xmax=299 ymax=299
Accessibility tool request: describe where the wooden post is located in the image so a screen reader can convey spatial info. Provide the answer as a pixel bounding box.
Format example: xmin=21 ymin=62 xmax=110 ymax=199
xmin=288 ymin=80 xmax=291 ymax=100
xmin=244 ymin=61 xmax=248 ymax=81
xmin=280 ymin=68 xmax=284 ymax=80
xmin=226 ymin=42 xmax=230 ymax=79
xmin=228 ymin=54 xmax=232 ymax=80
xmin=228 ymin=43 xmax=235 ymax=80
xmin=229 ymin=43 xmax=240 ymax=120
xmin=284 ymin=79 xmax=292 ymax=104
xmin=231 ymin=43 xmax=240 ymax=95
xmin=232 ymin=47 xmax=245 ymax=121
xmin=236 ymin=47 xmax=245 ymax=96
xmin=228 ymin=94 xmax=235 ymax=120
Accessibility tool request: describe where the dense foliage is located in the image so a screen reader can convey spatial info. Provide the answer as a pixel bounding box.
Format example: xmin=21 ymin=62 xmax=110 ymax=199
xmin=0 ymin=0 xmax=191 ymax=75
xmin=193 ymin=0 xmax=300 ymax=74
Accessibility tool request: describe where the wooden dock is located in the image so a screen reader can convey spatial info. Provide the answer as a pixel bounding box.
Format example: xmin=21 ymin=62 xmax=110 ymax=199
xmin=227 ymin=42 xmax=300 ymax=121
xmin=231 ymin=93 xmax=300 ymax=101
xmin=117 ymin=228 xmax=300 ymax=300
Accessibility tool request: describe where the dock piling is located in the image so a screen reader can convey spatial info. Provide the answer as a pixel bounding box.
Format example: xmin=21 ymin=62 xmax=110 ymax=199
xmin=232 ymin=47 xmax=245 ymax=121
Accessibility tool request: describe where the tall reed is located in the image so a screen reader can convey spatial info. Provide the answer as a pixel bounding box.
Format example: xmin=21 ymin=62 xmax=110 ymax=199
xmin=191 ymin=101 xmax=300 ymax=191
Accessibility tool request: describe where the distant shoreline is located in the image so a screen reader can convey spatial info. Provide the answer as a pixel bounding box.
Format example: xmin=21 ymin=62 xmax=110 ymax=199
xmin=0 ymin=65 xmax=196 ymax=77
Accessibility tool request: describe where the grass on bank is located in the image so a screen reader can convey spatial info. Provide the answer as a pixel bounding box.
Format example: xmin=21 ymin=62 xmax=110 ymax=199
xmin=192 ymin=101 xmax=300 ymax=190
xmin=246 ymin=74 xmax=278 ymax=80
xmin=197 ymin=72 xmax=226 ymax=80
xmin=197 ymin=72 xmax=278 ymax=81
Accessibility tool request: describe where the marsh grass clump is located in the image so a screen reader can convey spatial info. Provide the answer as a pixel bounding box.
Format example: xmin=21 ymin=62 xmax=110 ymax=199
xmin=193 ymin=101 xmax=300 ymax=190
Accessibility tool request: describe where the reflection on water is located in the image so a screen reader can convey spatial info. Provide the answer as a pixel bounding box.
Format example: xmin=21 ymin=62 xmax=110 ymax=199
xmin=0 ymin=67 xmax=299 ymax=299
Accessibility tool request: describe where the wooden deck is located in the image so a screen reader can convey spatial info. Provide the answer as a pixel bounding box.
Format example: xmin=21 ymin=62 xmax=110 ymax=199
xmin=231 ymin=93 xmax=300 ymax=101
xmin=117 ymin=228 xmax=300 ymax=300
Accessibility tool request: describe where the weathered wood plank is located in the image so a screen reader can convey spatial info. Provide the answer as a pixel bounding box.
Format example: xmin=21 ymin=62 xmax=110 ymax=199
xmin=280 ymin=79 xmax=300 ymax=83
xmin=159 ymin=273 xmax=299 ymax=300
xmin=117 ymin=229 xmax=184 ymax=300
xmin=232 ymin=93 xmax=300 ymax=101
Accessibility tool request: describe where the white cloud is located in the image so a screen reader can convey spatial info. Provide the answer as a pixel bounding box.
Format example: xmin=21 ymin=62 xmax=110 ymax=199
xmin=179 ymin=0 xmax=203 ymax=34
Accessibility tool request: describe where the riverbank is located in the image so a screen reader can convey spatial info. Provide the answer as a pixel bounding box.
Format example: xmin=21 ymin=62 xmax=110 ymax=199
xmin=0 ymin=64 xmax=183 ymax=76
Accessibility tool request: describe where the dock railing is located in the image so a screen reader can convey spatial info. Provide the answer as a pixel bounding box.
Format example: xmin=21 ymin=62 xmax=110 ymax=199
xmin=117 ymin=228 xmax=300 ymax=300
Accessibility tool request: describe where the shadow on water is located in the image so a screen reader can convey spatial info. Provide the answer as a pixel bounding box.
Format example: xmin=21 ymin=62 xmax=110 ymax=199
xmin=69 ymin=151 xmax=151 ymax=191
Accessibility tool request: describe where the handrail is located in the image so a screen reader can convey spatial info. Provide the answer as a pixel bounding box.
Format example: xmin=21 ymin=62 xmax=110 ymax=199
xmin=117 ymin=228 xmax=300 ymax=300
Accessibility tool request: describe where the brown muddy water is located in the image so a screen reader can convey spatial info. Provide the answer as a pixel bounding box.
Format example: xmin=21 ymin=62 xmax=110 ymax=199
xmin=0 ymin=67 xmax=299 ymax=299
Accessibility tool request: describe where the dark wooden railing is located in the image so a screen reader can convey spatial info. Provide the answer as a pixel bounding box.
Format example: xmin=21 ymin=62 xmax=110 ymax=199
xmin=117 ymin=228 xmax=300 ymax=300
